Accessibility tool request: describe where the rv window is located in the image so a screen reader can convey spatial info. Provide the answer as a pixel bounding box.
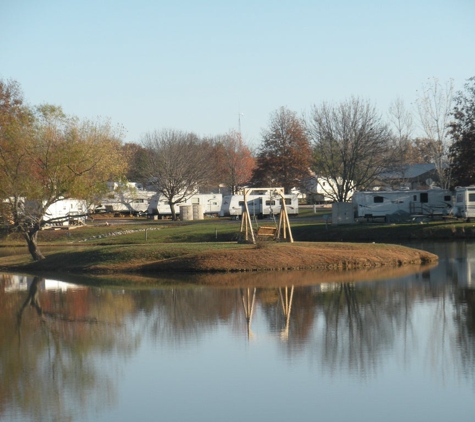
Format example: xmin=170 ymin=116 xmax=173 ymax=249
xmin=285 ymin=198 xmax=292 ymax=205
xmin=266 ymin=200 xmax=276 ymax=206
xmin=238 ymin=201 xmax=245 ymax=206
xmin=469 ymin=193 xmax=475 ymax=202
xmin=374 ymin=196 xmax=384 ymax=203
xmin=457 ymin=194 xmax=463 ymax=203
xmin=420 ymin=193 xmax=428 ymax=203
xmin=444 ymin=196 xmax=451 ymax=201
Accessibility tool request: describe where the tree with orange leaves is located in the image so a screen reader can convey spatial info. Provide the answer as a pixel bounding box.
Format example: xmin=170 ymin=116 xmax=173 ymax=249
xmin=0 ymin=79 xmax=127 ymax=260
xmin=213 ymin=130 xmax=255 ymax=194
xmin=251 ymin=107 xmax=312 ymax=193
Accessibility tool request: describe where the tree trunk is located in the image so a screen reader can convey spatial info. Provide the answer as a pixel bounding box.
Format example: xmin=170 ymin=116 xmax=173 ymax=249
xmin=17 ymin=276 xmax=44 ymax=325
xmin=169 ymin=202 xmax=177 ymax=221
xmin=24 ymin=229 xmax=45 ymax=261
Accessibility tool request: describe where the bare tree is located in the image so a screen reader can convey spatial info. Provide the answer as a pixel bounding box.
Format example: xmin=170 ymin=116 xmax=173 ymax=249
xmin=448 ymin=76 xmax=475 ymax=187
xmin=142 ymin=129 xmax=216 ymax=220
xmin=385 ymin=98 xmax=422 ymax=186
xmin=416 ymin=77 xmax=454 ymax=188
xmin=308 ymin=97 xmax=393 ymax=201
xmin=388 ymin=97 xmax=415 ymax=165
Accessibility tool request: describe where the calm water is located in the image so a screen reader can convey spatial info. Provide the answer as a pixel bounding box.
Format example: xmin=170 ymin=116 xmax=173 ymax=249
xmin=1 ymin=241 xmax=475 ymax=422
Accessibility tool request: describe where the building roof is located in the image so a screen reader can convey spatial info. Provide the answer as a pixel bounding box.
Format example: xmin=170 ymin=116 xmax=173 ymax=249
xmin=379 ymin=163 xmax=436 ymax=180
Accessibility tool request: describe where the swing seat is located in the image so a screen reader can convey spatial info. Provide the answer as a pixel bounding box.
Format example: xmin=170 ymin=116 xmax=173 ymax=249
xmin=257 ymin=226 xmax=277 ymax=237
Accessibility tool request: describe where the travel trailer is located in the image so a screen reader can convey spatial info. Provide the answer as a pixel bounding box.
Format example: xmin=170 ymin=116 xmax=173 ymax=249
xmin=44 ymin=198 xmax=88 ymax=225
xmin=219 ymin=188 xmax=299 ymax=219
xmin=22 ymin=198 xmax=88 ymax=226
xmin=147 ymin=193 xmax=222 ymax=218
xmin=352 ymin=188 xmax=453 ymax=220
xmin=96 ymin=182 xmax=155 ymax=215
xmin=452 ymin=186 xmax=475 ymax=221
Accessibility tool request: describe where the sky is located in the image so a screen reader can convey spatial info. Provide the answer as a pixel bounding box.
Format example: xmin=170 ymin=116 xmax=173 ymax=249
xmin=1 ymin=0 xmax=474 ymax=148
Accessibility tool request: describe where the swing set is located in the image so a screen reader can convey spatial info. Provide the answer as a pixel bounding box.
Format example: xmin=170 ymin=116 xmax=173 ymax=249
xmin=239 ymin=188 xmax=294 ymax=244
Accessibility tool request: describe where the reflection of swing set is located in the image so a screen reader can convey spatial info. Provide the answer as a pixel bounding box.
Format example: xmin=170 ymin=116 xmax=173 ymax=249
xmin=239 ymin=188 xmax=294 ymax=244
xmin=240 ymin=285 xmax=294 ymax=341
xmin=240 ymin=288 xmax=256 ymax=340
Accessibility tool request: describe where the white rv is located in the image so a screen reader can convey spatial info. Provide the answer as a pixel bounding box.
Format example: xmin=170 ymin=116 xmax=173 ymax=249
xmin=44 ymin=198 xmax=88 ymax=225
xmin=4 ymin=197 xmax=87 ymax=227
xmin=147 ymin=193 xmax=222 ymax=218
xmin=352 ymin=188 xmax=453 ymax=220
xmin=452 ymin=186 xmax=475 ymax=221
xmin=219 ymin=188 xmax=299 ymax=219
xmin=97 ymin=182 xmax=155 ymax=215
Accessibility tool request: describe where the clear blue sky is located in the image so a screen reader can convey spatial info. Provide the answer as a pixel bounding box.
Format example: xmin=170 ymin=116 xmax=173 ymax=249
xmin=1 ymin=0 xmax=474 ymax=147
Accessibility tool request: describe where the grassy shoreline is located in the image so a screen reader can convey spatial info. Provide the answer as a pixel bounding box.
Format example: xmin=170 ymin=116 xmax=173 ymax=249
xmin=2 ymin=212 xmax=470 ymax=277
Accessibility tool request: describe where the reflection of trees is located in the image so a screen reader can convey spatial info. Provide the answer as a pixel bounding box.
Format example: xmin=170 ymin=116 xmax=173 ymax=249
xmin=134 ymin=288 xmax=241 ymax=346
xmin=0 ymin=276 xmax=139 ymax=422
xmin=4 ymin=252 xmax=475 ymax=421
xmin=313 ymin=283 xmax=405 ymax=377
xmin=455 ymin=289 xmax=475 ymax=375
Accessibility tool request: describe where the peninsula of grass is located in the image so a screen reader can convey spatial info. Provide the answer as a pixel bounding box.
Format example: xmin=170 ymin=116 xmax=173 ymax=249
xmin=0 ymin=239 xmax=437 ymax=275
xmin=4 ymin=211 xmax=471 ymax=277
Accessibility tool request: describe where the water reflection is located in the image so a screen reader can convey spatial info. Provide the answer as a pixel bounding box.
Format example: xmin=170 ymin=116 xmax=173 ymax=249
xmin=1 ymin=242 xmax=475 ymax=421
xmin=1 ymin=274 xmax=139 ymax=422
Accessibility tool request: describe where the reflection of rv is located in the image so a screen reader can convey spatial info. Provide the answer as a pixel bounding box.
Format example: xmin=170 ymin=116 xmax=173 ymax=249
xmin=352 ymin=188 xmax=453 ymax=220
xmin=452 ymin=186 xmax=475 ymax=221
xmin=3 ymin=275 xmax=84 ymax=292
xmin=219 ymin=188 xmax=299 ymax=219
xmin=147 ymin=193 xmax=222 ymax=218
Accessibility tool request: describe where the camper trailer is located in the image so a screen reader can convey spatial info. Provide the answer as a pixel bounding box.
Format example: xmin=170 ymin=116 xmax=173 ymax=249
xmin=96 ymin=182 xmax=155 ymax=215
xmin=147 ymin=193 xmax=222 ymax=218
xmin=452 ymin=186 xmax=475 ymax=221
xmin=45 ymin=198 xmax=88 ymax=225
xmin=22 ymin=198 xmax=88 ymax=226
xmin=352 ymin=188 xmax=453 ymax=221
xmin=219 ymin=188 xmax=299 ymax=219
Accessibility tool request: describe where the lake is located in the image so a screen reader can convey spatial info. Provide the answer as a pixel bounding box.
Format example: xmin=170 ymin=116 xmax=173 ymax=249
xmin=1 ymin=241 xmax=475 ymax=422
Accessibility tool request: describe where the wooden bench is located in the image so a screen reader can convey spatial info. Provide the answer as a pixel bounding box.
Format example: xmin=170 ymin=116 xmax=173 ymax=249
xmin=257 ymin=226 xmax=277 ymax=237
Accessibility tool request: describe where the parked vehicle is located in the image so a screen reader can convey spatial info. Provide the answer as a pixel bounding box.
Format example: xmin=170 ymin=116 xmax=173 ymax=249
xmin=452 ymin=186 xmax=475 ymax=221
xmin=219 ymin=188 xmax=299 ymax=219
xmin=352 ymin=188 xmax=453 ymax=221
xmin=96 ymin=182 xmax=155 ymax=215
xmin=147 ymin=193 xmax=222 ymax=218
xmin=23 ymin=198 xmax=88 ymax=226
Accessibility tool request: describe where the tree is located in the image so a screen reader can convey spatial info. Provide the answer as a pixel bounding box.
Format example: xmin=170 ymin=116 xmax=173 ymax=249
xmin=416 ymin=77 xmax=454 ymax=188
xmin=251 ymin=107 xmax=312 ymax=193
xmin=213 ymin=130 xmax=255 ymax=194
xmin=308 ymin=97 xmax=393 ymax=201
xmin=0 ymin=79 xmax=127 ymax=260
xmin=122 ymin=142 xmax=149 ymax=187
xmin=141 ymin=129 xmax=216 ymax=220
xmin=388 ymin=98 xmax=420 ymax=165
xmin=449 ymin=76 xmax=475 ymax=187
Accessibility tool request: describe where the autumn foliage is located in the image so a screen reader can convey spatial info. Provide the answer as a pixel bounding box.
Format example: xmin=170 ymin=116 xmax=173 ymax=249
xmin=251 ymin=107 xmax=312 ymax=193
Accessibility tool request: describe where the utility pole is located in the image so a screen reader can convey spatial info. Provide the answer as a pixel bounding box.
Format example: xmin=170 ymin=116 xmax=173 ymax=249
xmin=238 ymin=112 xmax=244 ymax=138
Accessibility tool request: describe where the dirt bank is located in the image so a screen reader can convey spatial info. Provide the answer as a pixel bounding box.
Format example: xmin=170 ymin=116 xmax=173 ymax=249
xmin=90 ymin=242 xmax=437 ymax=274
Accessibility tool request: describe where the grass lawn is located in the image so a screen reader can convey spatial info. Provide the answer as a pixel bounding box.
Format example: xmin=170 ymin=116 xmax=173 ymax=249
xmin=0 ymin=211 xmax=471 ymax=277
